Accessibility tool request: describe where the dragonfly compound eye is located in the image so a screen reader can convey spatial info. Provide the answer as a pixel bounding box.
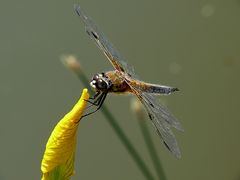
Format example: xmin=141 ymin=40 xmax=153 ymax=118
xmin=96 ymin=78 xmax=108 ymax=90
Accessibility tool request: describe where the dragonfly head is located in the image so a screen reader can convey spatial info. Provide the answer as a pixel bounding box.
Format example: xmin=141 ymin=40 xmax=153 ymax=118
xmin=90 ymin=73 xmax=111 ymax=91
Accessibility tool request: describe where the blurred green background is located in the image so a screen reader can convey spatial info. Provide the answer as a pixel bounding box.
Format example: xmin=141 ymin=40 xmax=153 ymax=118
xmin=0 ymin=0 xmax=239 ymax=179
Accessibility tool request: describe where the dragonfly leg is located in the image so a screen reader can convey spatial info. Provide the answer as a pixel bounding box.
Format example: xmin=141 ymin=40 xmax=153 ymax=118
xmin=85 ymin=91 xmax=102 ymax=109
xmin=89 ymin=91 xmax=100 ymax=100
xmin=80 ymin=92 xmax=107 ymax=119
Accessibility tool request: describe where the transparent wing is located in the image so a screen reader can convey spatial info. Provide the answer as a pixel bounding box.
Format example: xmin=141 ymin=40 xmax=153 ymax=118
xmin=74 ymin=4 xmax=136 ymax=77
xmin=141 ymin=92 xmax=183 ymax=131
xmin=126 ymin=78 xmax=183 ymax=131
xmin=74 ymin=4 xmax=183 ymax=158
xmin=129 ymin=84 xmax=183 ymax=158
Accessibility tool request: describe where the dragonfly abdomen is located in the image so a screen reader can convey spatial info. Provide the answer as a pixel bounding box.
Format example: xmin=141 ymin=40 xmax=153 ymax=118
xmin=147 ymin=84 xmax=179 ymax=95
xmin=130 ymin=80 xmax=179 ymax=95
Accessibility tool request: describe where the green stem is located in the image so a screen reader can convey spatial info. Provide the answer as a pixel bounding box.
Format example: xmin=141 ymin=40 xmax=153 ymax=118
xmin=137 ymin=115 xmax=167 ymax=180
xmin=75 ymin=69 xmax=155 ymax=180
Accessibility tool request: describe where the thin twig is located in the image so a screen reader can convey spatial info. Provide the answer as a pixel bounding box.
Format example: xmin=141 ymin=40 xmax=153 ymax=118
xmin=138 ymin=116 xmax=167 ymax=180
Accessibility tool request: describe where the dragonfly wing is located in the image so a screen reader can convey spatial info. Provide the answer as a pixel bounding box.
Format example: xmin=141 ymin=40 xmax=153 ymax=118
xmin=129 ymin=85 xmax=183 ymax=158
xmin=127 ymin=78 xmax=183 ymax=131
xmin=142 ymin=92 xmax=183 ymax=131
xmin=74 ymin=5 xmax=136 ymax=77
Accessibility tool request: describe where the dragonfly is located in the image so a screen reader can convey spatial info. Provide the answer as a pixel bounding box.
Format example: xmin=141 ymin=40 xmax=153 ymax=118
xmin=74 ymin=5 xmax=183 ymax=158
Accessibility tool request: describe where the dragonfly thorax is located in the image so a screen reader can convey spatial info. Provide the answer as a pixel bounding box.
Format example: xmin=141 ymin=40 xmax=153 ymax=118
xmin=90 ymin=73 xmax=112 ymax=92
